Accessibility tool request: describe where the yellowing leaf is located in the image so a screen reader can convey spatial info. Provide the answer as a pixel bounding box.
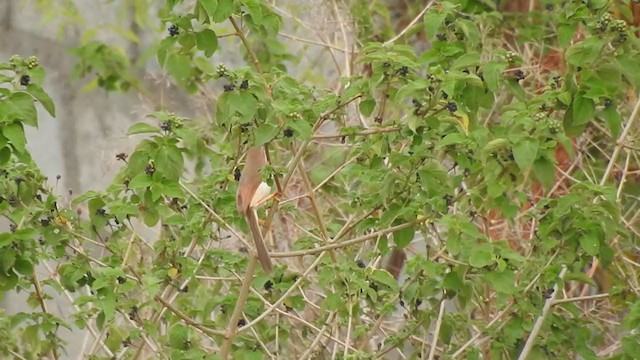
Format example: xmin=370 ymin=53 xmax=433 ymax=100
xmin=168 ymin=267 xmax=179 ymax=279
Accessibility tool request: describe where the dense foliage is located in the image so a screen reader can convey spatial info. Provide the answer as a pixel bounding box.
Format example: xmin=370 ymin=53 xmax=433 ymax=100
xmin=1 ymin=0 xmax=640 ymax=359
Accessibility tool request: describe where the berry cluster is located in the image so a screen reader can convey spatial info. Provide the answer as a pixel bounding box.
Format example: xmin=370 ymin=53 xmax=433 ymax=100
xmin=533 ymin=112 xmax=546 ymax=121
xmin=595 ymin=13 xmax=613 ymax=32
xmin=411 ymin=98 xmax=427 ymax=116
xmin=505 ymin=51 xmax=518 ymax=63
xmin=548 ymin=119 xmax=561 ymax=135
xmin=26 ymin=56 xmax=39 ymax=69
xmin=550 ymin=75 xmax=562 ymax=90
xmin=396 ymin=66 xmax=409 ymax=77
xmin=160 ymin=113 xmax=185 ymax=132
xmin=610 ymin=19 xmax=628 ymax=46
xmin=216 ymin=64 xmax=228 ymax=78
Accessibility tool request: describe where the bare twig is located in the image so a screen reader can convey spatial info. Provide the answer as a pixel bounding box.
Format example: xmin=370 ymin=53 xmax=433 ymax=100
xmin=517 ymin=266 xmax=568 ymax=360
xmin=220 ymin=256 xmax=258 ymax=358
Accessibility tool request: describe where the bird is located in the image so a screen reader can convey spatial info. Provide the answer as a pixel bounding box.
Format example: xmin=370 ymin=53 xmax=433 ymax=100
xmin=236 ymin=146 xmax=274 ymax=273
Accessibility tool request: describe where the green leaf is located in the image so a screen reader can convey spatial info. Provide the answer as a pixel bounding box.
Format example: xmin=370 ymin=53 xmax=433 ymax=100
xmin=142 ymin=205 xmax=160 ymax=227
xmin=452 ymin=52 xmax=481 ymax=70
xmin=579 ymin=233 xmax=600 ymax=256
xmin=128 ymin=173 xmax=153 ymax=190
xmin=5 ymin=92 xmax=38 ymax=127
xmin=483 ymin=62 xmax=506 ymax=92
xmin=513 ymin=139 xmax=538 ymax=171
xmin=195 ymin=29 xmax=218 ymax=57
xmin=0 ymin=146 xmax=10 ymax=165
xmin=533 ymin=157 xmax=555 ymax=190
xmin=565 ymin=37 xmax=604 ymax=67
xmin=3 ymin=122 xmax=26 ymax=153
xmin=437 ymin=133 xmax=466 ymax=148
xmin=393 ymin=225 xmax=414 ymax=248
xmin=557 ymin=91 xmax=572 ymax=106
xmin=572 ymin=92 xmax=595 ymax=126
xmin=102 ymin=292 xmax=116 ymax=321
xmin=323 ymin=293 xmax=343 ymax=311
xmin=254 ymin=123 xmax=279 ymax=146
xmin=127 ymin=122 xmax=160 ymax=135
xmin=169 ymin=324 xmax=190 ymax=349
xmin=565 ymin=272 xmax=596 ymax=287
xmin=0 ymin=248 xmax=16 ymax=273
xmin=166 ymin=53 xmax=192 ymax=82
xmin=557 ymin=24 xmax=576 ymax=47
xmin=455 ymin=18 xmax=480 ymax=46
xmin=468 ymin=243 xmax=494 ymax=268
xmin=423 ymin=9 xmax=447 ymax=41
xmin=228 ymin=92 xmax=257 ymax=122
xmin=359 ymin=98 xmax=376 ymax=117
xmin=369 ymin=269 xmax=399 ymax=290
xmin=287 ymin=119 xmax=312 ymax=140
xmin=589 ymin=0 xmax=607 ymax=9
xmin=212 ymin=0 xmax=235 ymax=23
xmin=155 ymin=145 xmax=183 ymax=180
xmin=485 ymin=270 xmax=516 ymax=294
xmin=198 ymin=0 xmax=217 ymax=16
xmin=13 ymin=257 xmax=34 ymax=276
xmin=26 ymin=84 xmax=56 ymax=117
xmin=602 ymin=106 xmax=621 ymax=138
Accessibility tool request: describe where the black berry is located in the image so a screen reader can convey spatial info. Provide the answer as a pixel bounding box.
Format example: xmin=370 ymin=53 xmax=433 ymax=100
xmin=239 ymin=79 xmax=249 ymax=90
xmin=436 ymin=33 xmax=447 ymax=41
xmin=264 ymin=280 xmax=273 ymax=291
xmin=223 ymin=84 xmax=235 ymax=92
xmin=283 ymin=128 xmax=294 ymax=138
xmin=160 ymin=121 xmax=172 ymax=132
xmin=237 ymin=319 xmax=246 ymax=327
xmin=356 ymin=260 xmax=366 ymax=268
xmin=446 ymin=101 xmax=457 ymax=113
xmin=234 ymin=169 xmax=241 ymax=181
xmin=20 ymin=75 xmax=30 ymax=86
xmin=117 ymin=276 xmax=126 ymax=284
xmin=116 ymin=153 xmax=128 ymax=161
xmin=396 ymin=66 xmax=409 ymax=76
xmin=168 ymin=24 xmax=179 ymax=37
xmin=514 ymin=70 xmax=525 ymax=81
xmin=604 ymin=98 xmax=613 ymax=108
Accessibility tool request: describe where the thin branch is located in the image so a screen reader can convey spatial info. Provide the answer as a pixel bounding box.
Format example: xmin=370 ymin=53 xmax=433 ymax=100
xmin=600 ymin=94 xmax=640 ymax=186
xmin=552 ymin=293 xmax=610 ymax=305
xmin=31 ymin=273 xmax=59 ymax=360
xmin=384 ymin=1 xmax=436 ymax=45
xmin=312 ymin=126 xmax=401 ymax=140
xmin=220 ymin=256 xmax=258 ymax=359
xmin=229 ymin=16 xmax=263 ymax=74
xmin=517 ymin=266 xmax=568 ymax=360
xmin=268 ymin=217 xmax=427 ymax=258
xmin=428 ymin=299 xmax=446 ymax=360
xmin=154 ymin=295 xmax=224 ymax=337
